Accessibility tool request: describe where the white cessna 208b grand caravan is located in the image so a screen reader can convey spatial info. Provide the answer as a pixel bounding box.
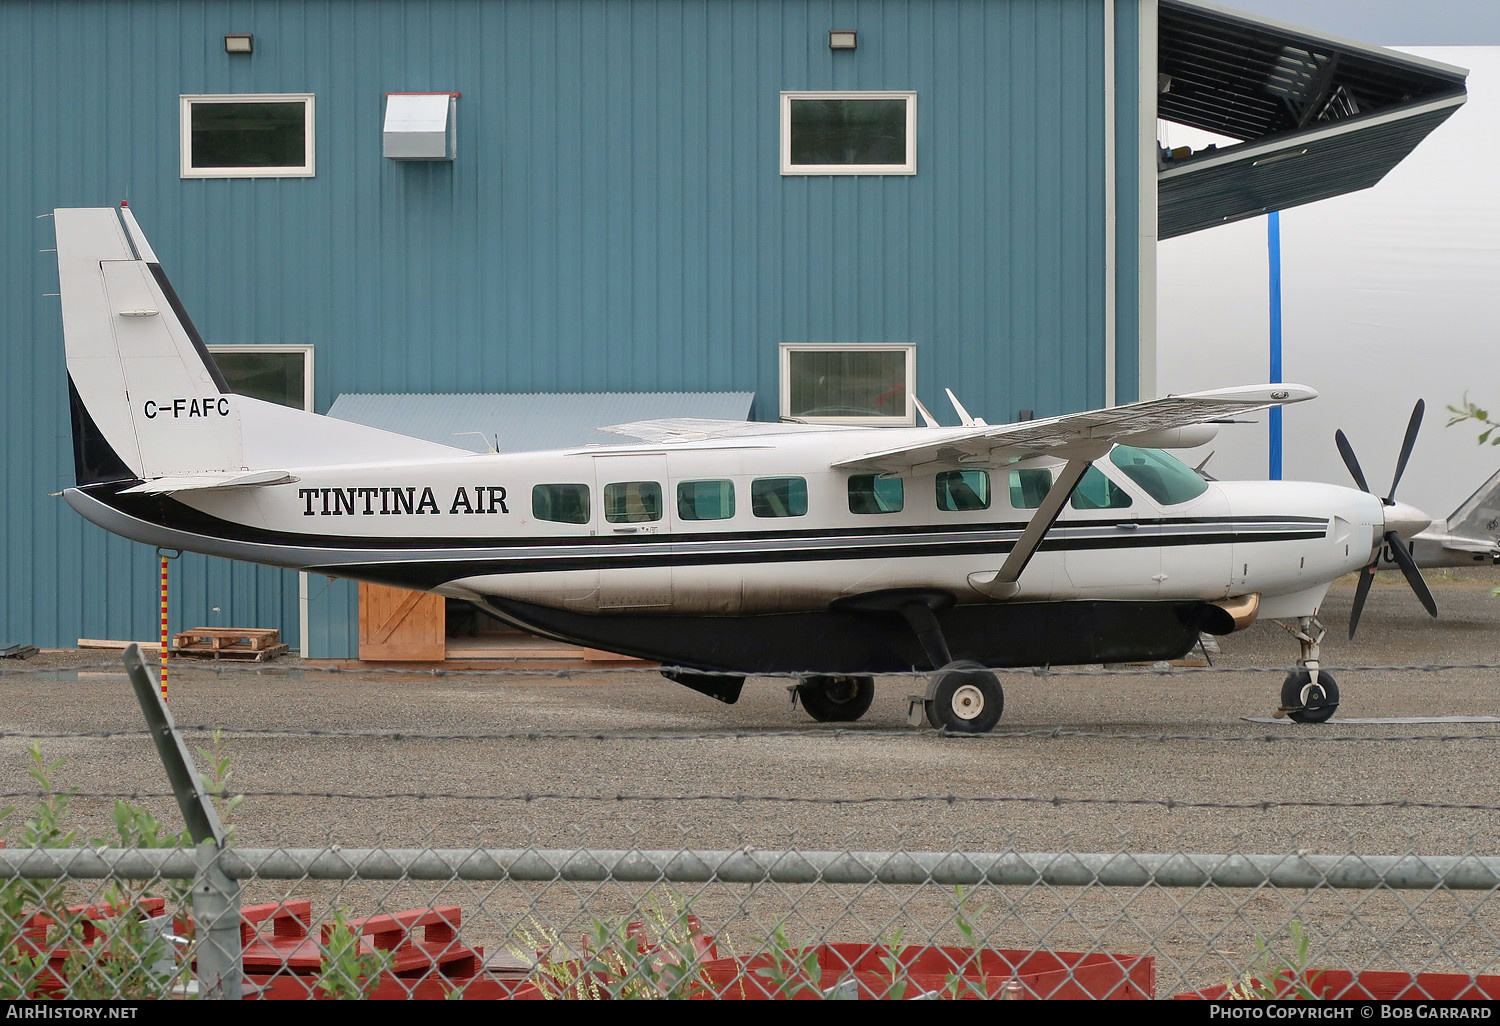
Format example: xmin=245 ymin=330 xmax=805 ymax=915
xmin=53 ymin=206 xmax=1439 ymax=732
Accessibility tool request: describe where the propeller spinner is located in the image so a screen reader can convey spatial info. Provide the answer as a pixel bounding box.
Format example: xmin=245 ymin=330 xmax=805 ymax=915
xmin=1335 ymin=400 xmax=1438 ymax=638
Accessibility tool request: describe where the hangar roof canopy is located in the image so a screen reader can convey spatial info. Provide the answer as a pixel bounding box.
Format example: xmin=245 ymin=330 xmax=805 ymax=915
xmin=1158 ymin=0 xmax=1468 ymax=238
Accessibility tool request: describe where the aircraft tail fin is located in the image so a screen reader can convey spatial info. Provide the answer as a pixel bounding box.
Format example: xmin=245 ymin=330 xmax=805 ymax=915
xmin=55 ymin=206 xmax=462 ymax=489
xmin=56 ymin=206 xmax=239 ymax=484
xmin=1444 ymin=466 xmax=1500 ymax=550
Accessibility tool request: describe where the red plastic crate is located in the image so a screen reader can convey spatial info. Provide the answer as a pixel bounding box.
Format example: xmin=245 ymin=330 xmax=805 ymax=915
xmin=19 ymin=897 xmax=168 ymax=965
xmin=238 ymin=902 xmax=483 ymax=978
xmin=245 ymin=973 xmax=545 ymax=1000
xmin=349 ymin=907 xmax=482 ymax=979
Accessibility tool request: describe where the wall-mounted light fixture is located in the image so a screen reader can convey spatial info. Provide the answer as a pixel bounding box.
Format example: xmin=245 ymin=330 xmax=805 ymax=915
xmin=224 ymin=33 xmax=254 ymax=54
xmin=829 ymin=30 xmax=857 ymax=50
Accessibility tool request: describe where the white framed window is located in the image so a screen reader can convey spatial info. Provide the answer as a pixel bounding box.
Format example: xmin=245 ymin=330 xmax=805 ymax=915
xmin=780 ymin=91 xmax=916 ymax=175
xmin=207 ymin=345 xmax=314 ymax=411
xmin=181 ymin=94 xmax=315 ymax=178
xmin=780 ymin=343 xmax=916 ymax=425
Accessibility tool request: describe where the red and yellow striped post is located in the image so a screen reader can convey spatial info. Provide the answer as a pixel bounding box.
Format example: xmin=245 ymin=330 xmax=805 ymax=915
xmin=159 ymin=552 xmax=169 ymax=702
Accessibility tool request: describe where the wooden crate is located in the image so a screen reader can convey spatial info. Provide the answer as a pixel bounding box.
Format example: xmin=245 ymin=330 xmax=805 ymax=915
xmin=171 ymin=627 xmax=288 ymax=662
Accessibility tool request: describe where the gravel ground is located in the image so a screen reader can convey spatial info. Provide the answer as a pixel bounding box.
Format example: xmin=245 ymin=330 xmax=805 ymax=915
xmin=3 ymin=568 xmax=1498 ymax=987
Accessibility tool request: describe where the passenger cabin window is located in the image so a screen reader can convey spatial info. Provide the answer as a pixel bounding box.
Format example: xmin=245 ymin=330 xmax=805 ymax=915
xmin=751 ymin=477 xmax=808 ymax=518
xmin=603 ymin=481 xmax=662 ymax=523
xmin=1009 ymin=469 xmax=1053 ymax=509
xmin=936 ymin=470 xmax=990 ymax=512
xmin=677 ymin=480 xmax=735 ymax=521
xmin=1070 ymin=466 xmax=1133 ymax=510
xmin=848 ymin=475 xmax=903 ymax=514
xmin=532 ymin=483 xmax=590 ymax=525
xmin=1109 ymin=446 xmax=1208 ymax=505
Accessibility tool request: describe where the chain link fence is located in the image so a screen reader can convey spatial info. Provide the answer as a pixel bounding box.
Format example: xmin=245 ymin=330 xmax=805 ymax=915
xmin=3 ymin=645 xmax=1499 ymax=1000
xmin=3 ymin=841 xmax=1500 ymax=999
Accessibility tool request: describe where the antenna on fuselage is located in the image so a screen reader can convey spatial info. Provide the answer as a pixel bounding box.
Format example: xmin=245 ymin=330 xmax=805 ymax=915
xmin=452 ymin=431 xmax=499 ymax=454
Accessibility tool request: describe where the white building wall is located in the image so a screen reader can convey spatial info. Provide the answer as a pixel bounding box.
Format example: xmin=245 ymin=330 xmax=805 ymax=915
xmin=1156 ymin=46 xmax=1500 ymax=521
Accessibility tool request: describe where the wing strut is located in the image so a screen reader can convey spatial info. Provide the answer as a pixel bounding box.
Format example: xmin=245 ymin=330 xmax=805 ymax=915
xmin=968 ymin=455 xmax=1096 ymax=600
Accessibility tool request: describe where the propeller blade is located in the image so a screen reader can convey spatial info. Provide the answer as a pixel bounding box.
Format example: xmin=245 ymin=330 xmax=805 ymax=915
xmin=1334 ymin=429 xmax=1370 ymax=493
xmin=1347 ymin=564 xmax=1376 ymax=639
xmin=1385 ymin=532 xmax=1439 ymax=619
xmin=1386 ymin=399 xmax=1425 ymax=501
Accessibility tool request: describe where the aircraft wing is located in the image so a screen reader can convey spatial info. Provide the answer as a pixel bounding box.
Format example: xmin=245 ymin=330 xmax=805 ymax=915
xmin=833 ymin=384 xmax=1317 ymax=473
xmin=598 ymin=418 xmax=849 ymax=443
xmin=118 ymin=470 xmax=299 ymax=495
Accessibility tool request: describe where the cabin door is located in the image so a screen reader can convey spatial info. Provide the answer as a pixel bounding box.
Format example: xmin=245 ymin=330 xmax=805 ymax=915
xmin=592 ymin=455 xmax=673 ymax=609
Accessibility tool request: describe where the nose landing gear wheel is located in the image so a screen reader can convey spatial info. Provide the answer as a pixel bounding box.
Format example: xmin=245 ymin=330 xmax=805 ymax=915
xmin=1281 ymin=669 xmax=1339 ymax=724
xmin=797 ymin=675 xmax=876 ymax=722
xmin=925 ymin=662 xmax=1004 ymax=733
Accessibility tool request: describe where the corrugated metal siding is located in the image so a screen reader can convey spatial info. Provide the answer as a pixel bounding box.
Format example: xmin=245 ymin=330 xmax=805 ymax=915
xmin=327 ymin=391 xmax=756 ymax=451
xmin=2 ymin=0 xmax=1124 ymax=655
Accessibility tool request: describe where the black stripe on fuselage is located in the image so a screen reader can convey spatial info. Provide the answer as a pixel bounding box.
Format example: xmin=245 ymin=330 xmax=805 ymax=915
xmin=87 ymin=481 xmax=1326 ymax=553
xmin=78 ymin=482 xmax=1329 ymax=590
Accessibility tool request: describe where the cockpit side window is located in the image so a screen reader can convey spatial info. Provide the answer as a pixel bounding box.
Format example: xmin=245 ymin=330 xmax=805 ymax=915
xmin=1108 ymin=446 xmax=1209 ymax=505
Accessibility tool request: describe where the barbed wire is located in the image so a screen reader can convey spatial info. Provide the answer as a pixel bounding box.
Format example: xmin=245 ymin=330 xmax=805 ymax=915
xmin=2 ymin=725 xmax=1500 ymax=744
xmin=8 ymin=658 xmax=1500 ymax=680
xmin=4 ymin=788 xmax=1500 ymax=814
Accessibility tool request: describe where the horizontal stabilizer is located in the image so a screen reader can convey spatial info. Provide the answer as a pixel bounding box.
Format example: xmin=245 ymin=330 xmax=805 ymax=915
xmin=119 ymin=470 xmax=299 ymax=495
xmin=1434 ymin=535 xmax=1500 ymax=555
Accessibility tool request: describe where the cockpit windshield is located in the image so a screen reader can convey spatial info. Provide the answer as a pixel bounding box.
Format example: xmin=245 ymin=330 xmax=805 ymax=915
xmin=1108 ymin=446 xmax=1208 ymax=505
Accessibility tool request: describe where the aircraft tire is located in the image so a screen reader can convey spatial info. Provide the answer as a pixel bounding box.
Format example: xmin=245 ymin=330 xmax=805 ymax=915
xmin=1281 ymin=669 xmax=1339 ymax=724
xmin=925 ymin=662 xmax=1003 ymax=733
xmin=797 ymin=675 xmax=875 ymax=722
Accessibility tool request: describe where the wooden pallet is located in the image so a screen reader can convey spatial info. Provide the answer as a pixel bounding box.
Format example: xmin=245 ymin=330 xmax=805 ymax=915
xmin=170 ymin=627 xmax=288 ymax=662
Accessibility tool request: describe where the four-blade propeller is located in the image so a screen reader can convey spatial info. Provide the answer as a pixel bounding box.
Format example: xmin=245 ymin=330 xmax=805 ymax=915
xmin=1335 ymin=400 xmax=1438 ymax=638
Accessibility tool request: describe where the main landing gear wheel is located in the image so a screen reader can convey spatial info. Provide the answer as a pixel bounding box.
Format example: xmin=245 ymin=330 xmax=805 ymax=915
xmin=797 ymin=675 xmax=875 ymax=722
xmin=924 ymin=661 xmax=1004 ymax=734
xmin=1281 ymin=669 xmax=1340 ymax=724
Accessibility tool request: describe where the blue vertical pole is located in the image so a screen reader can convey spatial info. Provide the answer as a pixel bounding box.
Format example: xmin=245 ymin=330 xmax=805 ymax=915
xmin=1268 ymin=211 xmax=1283 ymax=480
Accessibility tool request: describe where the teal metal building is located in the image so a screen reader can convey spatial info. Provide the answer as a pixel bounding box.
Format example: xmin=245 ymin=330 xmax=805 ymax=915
xmin=0 ymin=1 xmax=1462 ymax=656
